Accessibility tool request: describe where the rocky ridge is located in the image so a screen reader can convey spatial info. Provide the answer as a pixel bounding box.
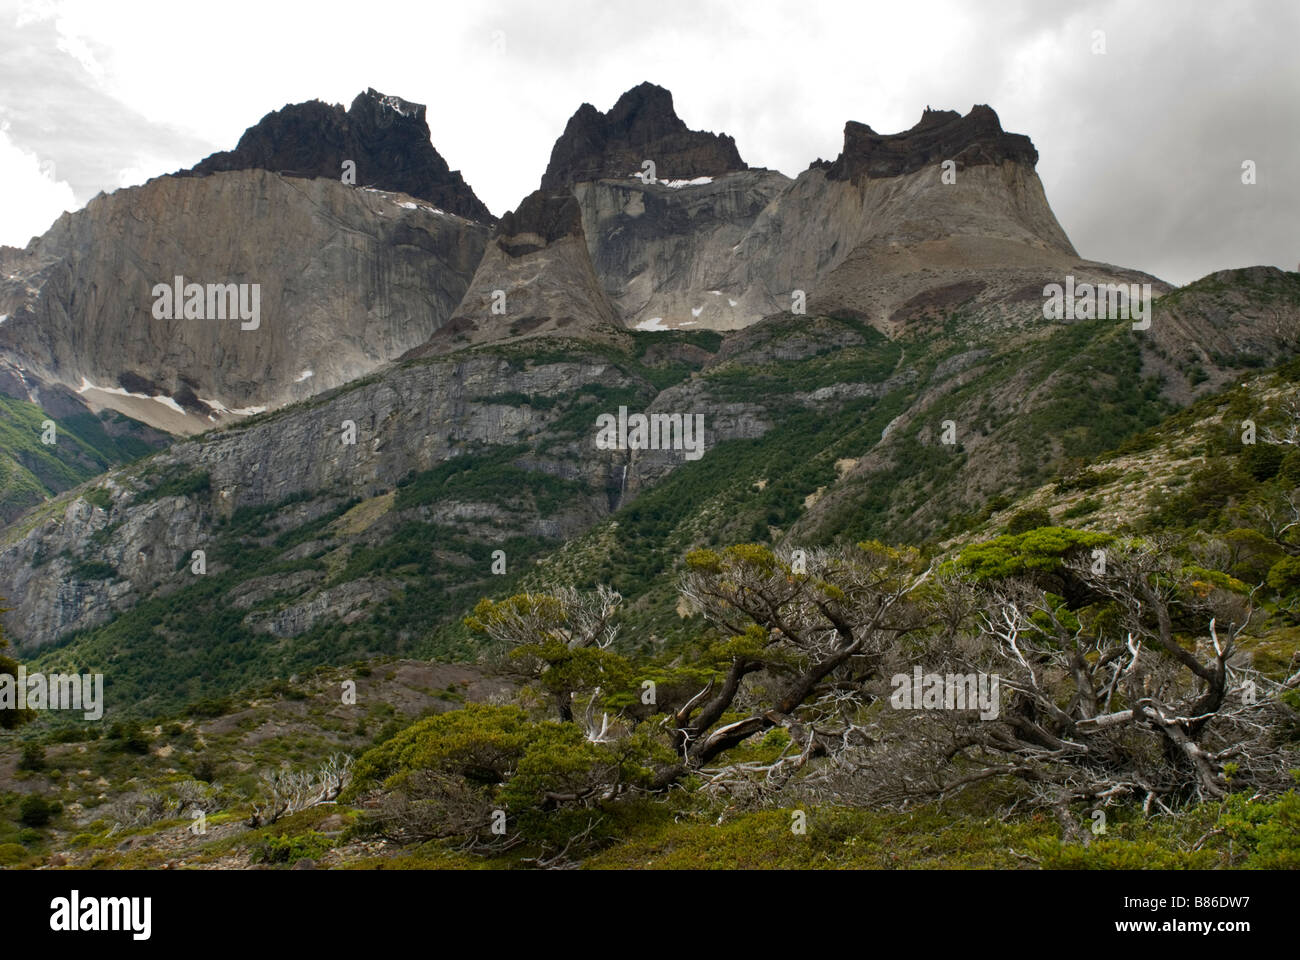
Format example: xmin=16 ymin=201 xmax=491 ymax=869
xmin=541 ymin=82 xmax=746 ymax=190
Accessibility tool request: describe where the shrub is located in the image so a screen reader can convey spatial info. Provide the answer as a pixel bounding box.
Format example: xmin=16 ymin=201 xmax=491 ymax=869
xmin=956 ymin=527 xmax=1112 ymax=581
xmin=1028 ymin=837 xmax=1215 ymax=869
xmin=48 ymin=725 xmax=98 ymax=743
xmin=1055 ymin=466 xmax=1121 ymax=493
xmin=347 ymin=703 xmax=666 ymax=849
xmin=1061 ymin=497 xmax=1101 ymax=520
xmin=17 ymin=742 xmax=45 ymax=771
xmin=1006 ymin=507 xmax=1053 ymax=535
xmin=186 ymin=696 xmax=233 ymax=718
xmin=1280 ymin=449 xmax=1300 ymax=486
xmin=1267 ymin=556 xmax=1300 ymax=593
xmin=1218 ymin=791 xmax=1300 ymax=868
xmin=1240 ymin=442 xmax=1285 ymax=481
xmin=69 ymin=558 xmax=117 ymax=581
xmin=192 ymin=756 xmax=219 ymax=783
xmin=84 ymin=488 xmax=113 ymax=511
xmin=19 ymin=794 xmax=53 ymax=827
xmin=252 ymin=830 xmax=333 ymax=865
xmin=109 ymin=720 xmax=150 ymax=754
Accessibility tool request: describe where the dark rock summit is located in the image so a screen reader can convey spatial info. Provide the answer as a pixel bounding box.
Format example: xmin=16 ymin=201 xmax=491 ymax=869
xmin=815 ymin=104 xmax=1039 ymax=181
xmin=179 ymin=88 xmax=493 ymax=222
xmin=496 ymin=190 xmax=585 ymax=257
xmin=540 ymin=81 xmax=746 ymax=189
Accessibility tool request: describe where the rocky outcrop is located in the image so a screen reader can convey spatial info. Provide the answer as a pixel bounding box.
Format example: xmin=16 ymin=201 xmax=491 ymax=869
xmin=179 ymin=88 xmax=493 ymax=223
xmin=416 ymin=190 xmax=620 ymax=353
xmin=243 ymin=577 xmax=398 ymax=638
xmin=541 ymin=82 xmax=746 ymax=190
xmin=0 ymin=170 xmax=488 ymax=433
xmin=496 ymin=189 xmax=587 ymax=255
xmin=813 ymin=105 xmax=1038 ymax=181
xmin=573 ymin=170 xmax=792 ymax=331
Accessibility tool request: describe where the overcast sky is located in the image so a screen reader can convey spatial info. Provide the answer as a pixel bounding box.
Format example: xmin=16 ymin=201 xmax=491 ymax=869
xmin=1 ymin=0 xmax=1295 ymax=286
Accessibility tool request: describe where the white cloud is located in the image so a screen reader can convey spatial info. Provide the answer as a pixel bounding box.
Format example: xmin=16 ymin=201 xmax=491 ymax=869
xmin=0 ymin=122 xmax=75 ymax=246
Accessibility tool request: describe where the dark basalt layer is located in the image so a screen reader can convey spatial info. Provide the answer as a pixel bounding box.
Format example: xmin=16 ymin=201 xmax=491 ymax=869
xmin=178 ymin=88 xmax=493 ymax=222
xmin=814 ymin=104 xmax=1038 ymax=181
xmin=496 ymin=190 xmax=585 ymax=258
xmin=541 ymin=81 xmax=746 ymax=189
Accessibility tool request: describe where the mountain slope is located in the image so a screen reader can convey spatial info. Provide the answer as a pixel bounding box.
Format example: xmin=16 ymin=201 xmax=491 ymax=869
xmin=6 ymin=270 xmax=1295 ymax=701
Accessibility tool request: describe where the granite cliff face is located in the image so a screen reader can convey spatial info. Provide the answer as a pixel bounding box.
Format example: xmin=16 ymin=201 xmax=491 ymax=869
xmin=180 ymin=88 xmax=493 ymax=223
xmin=600 ymin=100 xmax=1166 ymax=334
xmin=0 ymin=88 xmax=495 ymax=435
xmin=0 ymin=170 xmax=487 ymax=434
xmin=573 ymin=170 xmax=792 ymax=332
xmin=418 ymin=190 xmax=620 ymax=353
xmin=517 ymin=96 xmax=1161 ymax=337
xmin=730 ymin=138 xmax=1159 ymax=334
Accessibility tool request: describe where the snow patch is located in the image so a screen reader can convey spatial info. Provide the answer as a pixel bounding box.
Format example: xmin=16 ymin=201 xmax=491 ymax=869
xmin=78 ymin=376 xmax=147 ymax=400
xmin=78 ymin=376 xmax=188 ymax=417
xmin=199 ymin=397 xmax=267 ymax=418
xmin=295 ymin=369 xmax=314 ymax=383
xmin=0 ymin=314 xmax=7 ymax=325
xmin=627 ymin=175 xmax=714 ymax=188
xmin=691 ymin=306 xmax=703 ymax=317
xmin=376 ymin=95 xmax=414 ymax=118
xmin=635 ymin=316 xmax=669 ymax=331
xmin=728 ymin=299 xmax=738 ymax=307
xmin=380 ymin=194 xmax=451 ymax=218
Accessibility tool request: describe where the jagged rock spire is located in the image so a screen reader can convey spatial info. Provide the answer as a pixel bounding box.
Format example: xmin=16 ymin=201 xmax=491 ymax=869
xmin=540 ymin=81 xmax=746 ymax=189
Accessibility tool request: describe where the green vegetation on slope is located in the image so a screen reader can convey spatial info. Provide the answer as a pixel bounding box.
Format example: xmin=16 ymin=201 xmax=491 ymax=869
xmin=0 ymin=395 xmax=163 ymax=521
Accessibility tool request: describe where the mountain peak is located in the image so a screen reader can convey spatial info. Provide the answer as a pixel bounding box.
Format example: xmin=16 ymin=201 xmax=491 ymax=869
xmin=816 ymin=103 xmax=1038 ymax=181
xmin=178 ymin=89 xmax=493 ymax=222
xmin=540 ymin=81 xmax=746 ymax=190
xmin=356 ymin=87 xmax=426 ymax=122
xmin=606 ymin=81 xmax=678 ymax=125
